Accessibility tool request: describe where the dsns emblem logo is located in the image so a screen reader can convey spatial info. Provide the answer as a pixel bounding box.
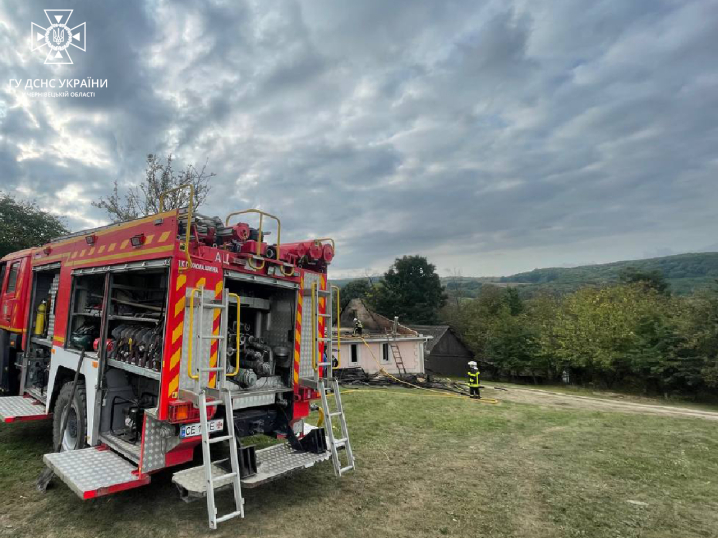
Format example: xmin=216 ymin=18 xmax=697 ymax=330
xmin=30 ymin=9 xmax=86 ymax=65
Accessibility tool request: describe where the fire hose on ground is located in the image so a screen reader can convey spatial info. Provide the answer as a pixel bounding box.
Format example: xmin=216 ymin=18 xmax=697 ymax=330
xmin=341 ymin=337 xmax=500 ymax=405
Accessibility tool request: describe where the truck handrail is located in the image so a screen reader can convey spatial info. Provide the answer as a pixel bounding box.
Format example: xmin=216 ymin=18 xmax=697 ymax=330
xmin=227 ymin=293 xmax=241 ymax=377
xmin=225 ymin=209 xmax=281 ymax=271
xmin=313 ymin=237 xmax=335 ymax=251
xmin=332 ymin=285 xmax=340 ymax=368
xmin=311 ymin=281 xmax=318 ymax=371
xmin=187 ymin=286 xmax=202 ymax=380
xmin=159 ymin=184 xmax=194 ymax=272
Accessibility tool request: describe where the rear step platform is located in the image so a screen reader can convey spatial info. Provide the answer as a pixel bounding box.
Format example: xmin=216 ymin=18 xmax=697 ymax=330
xmin=0 ymin=396 xmax=50 ymax=423
xmin=173 ymin=443 xmax=331 ymax=500
xmin=43 ymin=446 xmax=150 ymax=499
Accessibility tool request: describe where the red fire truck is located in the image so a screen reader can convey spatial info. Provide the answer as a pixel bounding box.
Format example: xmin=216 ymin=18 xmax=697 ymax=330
xmin=0 ymin=188 xmax=354 ymax=529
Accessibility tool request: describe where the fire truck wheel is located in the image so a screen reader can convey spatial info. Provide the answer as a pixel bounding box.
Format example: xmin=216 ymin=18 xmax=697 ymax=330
xmin=52 ymin=381 xmax=87 ymax=451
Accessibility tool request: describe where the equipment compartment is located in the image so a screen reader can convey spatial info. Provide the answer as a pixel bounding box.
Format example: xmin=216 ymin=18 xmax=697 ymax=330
xmin=106 ymin=270 xmax=168 ymax=374
xmin=98 ymin=269 xmax=169 ymax=455
xmin=21 ymin=266 xmax=61 ymax=399
xmin=224 ymin=278 xmax=296 ymax=394
xmin=67 ymin=273 xmax=105 ymax=352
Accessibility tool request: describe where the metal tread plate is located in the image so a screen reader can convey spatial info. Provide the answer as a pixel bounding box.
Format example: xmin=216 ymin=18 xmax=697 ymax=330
xmin=172 ymin=460 xmax=237 ymax=499
xmin=99 ymin=433 xmax=141 ymax=464
xmin=0 ymin=396 xmax=50 ymax=423
xmin=24 ymin=387 xmax=48 ymax=405
xmin=242 ymin=443 xmax=332 ymax=488
xmin=43 ymin=447 xmax=150 ymax=499
xmin=172 ymin=443 xmax=331 ymax=498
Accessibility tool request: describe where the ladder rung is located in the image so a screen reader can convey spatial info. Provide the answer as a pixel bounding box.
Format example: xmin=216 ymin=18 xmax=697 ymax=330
xmin=317 ymin=361 xmax=332 ymax=366
xmin=317 ymin=290 xmax=332 ymax=296
xmin=211 ymin=472 xmax=237 ymax=483
xmin=209 ymin=435 xmax=233 ymax=444
xmin=317 ymin=337 xmax=332 ymax=342
xmin=339 ymin=466 xmax=354 ymax=474
xmin=202 ymin=303 xmax=226 ymax=309
xmin=216 ymin=510 xmax=243 ymax=524
xmin=200 ymin=335 xmax=224 ymax=340
xmin=318 ymin=313 xmax=332 ymax=318
xmin=334 ymin=437 xmax=348 ymax=445
xmin=200 ymin=367 xmax=224 ymax=372
xmin=329 ymin=411 xmax=343 ymax=417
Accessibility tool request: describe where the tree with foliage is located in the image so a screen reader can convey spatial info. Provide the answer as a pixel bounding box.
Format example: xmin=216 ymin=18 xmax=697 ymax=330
xmin=93 ymin=154 xmax=215 ymax=222
xmin=447 ymin=276 xmax=718 ymax=397
xmin=458 ymin=285 xmax=539 ymax=379
xmin=618 ymin=267 xmax=670 ymax=294
xmin=340 ymin=279 xmax=373 ymax=310
xmin=675 ymin=286 xmax=718 ymax=390
xmin=369 ymin=255 xmax=447 ymax=324
xmin=0 ymin=193 xmax=69 ymax=257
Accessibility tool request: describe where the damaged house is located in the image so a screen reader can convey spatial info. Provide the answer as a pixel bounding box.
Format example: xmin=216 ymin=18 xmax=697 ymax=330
xmin=333 ymin=298 xmax=429 ymax=375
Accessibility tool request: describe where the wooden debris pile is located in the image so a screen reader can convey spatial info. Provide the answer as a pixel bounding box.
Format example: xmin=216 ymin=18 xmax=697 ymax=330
xmin=335 ymin=367 xmax=470 ymax=395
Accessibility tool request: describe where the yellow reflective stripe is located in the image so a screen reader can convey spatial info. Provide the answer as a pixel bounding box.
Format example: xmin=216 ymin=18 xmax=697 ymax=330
xmin=169 ymin=349 xmax=181 ymax=369
xmin=176 ymin=274 xmax=186 ymax=291
xmin=174 ymin=296 xmax=186 ymax=317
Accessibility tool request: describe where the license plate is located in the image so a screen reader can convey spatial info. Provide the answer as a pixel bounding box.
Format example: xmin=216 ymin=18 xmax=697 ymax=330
xmin=180 ymin=419 xmax=224 ymax=439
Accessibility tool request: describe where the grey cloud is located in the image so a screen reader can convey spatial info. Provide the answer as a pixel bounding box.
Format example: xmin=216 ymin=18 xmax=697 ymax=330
xmin=0 ymin=0 xmax=716 ymax=276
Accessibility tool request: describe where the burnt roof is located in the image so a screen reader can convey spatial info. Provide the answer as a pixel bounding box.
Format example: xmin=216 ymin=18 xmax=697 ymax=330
xmin=339 ymin=298 xmax=417 ymax=336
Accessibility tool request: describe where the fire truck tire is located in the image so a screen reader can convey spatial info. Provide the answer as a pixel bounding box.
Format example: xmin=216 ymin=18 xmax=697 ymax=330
xmin=52 ymin=381 xmax=87 ymax=452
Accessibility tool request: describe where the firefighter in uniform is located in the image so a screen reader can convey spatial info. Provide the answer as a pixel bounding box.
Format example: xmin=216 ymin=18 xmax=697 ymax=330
xmin=352 ymin=317 xmax=363 ymax=337
xmin=467 ymin=361 xmax=481 ymax=399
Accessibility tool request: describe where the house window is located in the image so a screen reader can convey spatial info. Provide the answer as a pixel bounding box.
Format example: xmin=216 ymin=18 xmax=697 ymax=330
xmin=6 ymin=262 xmax=19 ymax=293
xmin=382 ymin=343 xmax=390 ymax=362
xmin=350 ymin=344 xmax=358 ymax=364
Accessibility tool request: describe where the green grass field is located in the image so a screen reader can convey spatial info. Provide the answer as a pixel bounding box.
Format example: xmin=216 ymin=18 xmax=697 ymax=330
xmin=1 ymin=386 xmax=718 ymax=538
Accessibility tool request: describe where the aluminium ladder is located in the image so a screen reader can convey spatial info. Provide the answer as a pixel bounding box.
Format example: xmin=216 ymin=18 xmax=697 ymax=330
xmin=389 ymin=341 xmax=407 ymax=376
xmin=311 ymin=284 xmax=355 ymax=476
xmin=193 ymin=289 xmax=245 ymax=529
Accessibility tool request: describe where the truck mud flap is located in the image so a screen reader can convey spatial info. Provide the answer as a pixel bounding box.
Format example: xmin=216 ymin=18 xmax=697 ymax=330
xmin=0 ymin=395 xmax=50 ymax=423
xmin=43 ymin=446 xmax=150 ymax=499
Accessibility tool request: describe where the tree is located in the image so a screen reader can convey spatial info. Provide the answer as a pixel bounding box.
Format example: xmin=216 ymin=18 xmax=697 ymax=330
xmin=93 ymin=154 xmax=215 ymax=222
xmin=618 ymin=266 xmax=670 ymax=294
xmin=368 ymin=255 xmax=447 ymax=324
xmin=340 ymin=279 xmax=373 ymax=310
xmin=0 ymin=193 xmax=69 ymax=257
xmin=503 ymin=287 xmax=524 ymax=315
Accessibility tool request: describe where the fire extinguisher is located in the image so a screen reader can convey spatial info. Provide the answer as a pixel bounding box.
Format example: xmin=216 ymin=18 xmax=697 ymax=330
xmin=34 ymin=300 xmax=47 ymax=337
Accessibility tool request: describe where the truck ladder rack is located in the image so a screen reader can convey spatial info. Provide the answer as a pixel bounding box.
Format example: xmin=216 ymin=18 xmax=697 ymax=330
xmin=306 ymin=282 xmax=355 ymax=476
xmin=198 ymin=389 xmax=244 ymax=529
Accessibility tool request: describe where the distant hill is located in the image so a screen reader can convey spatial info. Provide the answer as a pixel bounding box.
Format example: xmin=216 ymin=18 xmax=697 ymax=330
xmin=443 ymin=252 xmax=718 ymax=297
xmin=333 ymin=253 xmax=718 ymax=298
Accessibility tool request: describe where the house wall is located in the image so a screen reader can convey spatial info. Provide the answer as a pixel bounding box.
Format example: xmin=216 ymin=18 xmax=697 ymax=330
xmin=336 ymin=338 xmax=425 ymax=374
xmin=425 ymin=332 xmax=474 ymax=377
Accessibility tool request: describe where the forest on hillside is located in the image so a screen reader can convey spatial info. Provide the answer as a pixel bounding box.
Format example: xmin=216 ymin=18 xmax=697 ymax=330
xmin=441 ymin=277 xmax=718 ymax=400
xmin=443 ymin=252 xmax=718 ymax=298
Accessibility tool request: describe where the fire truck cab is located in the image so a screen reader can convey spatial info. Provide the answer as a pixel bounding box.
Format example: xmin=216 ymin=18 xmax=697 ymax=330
xmin=0 ymin=194 xmax=353 ymax=529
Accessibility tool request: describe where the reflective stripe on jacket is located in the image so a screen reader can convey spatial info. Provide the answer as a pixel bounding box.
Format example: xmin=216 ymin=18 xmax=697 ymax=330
xmin=467 ymin=370 xmax=480 ymax=388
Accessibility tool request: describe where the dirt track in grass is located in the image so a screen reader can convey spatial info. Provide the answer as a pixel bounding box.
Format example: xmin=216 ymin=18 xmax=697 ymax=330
xmin=486 ymin=385 xmax=718 ymax=421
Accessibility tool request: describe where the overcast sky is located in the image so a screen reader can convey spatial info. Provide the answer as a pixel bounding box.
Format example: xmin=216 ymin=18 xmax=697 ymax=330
xmin=1 ymin=1 xmax=717 ymax=277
